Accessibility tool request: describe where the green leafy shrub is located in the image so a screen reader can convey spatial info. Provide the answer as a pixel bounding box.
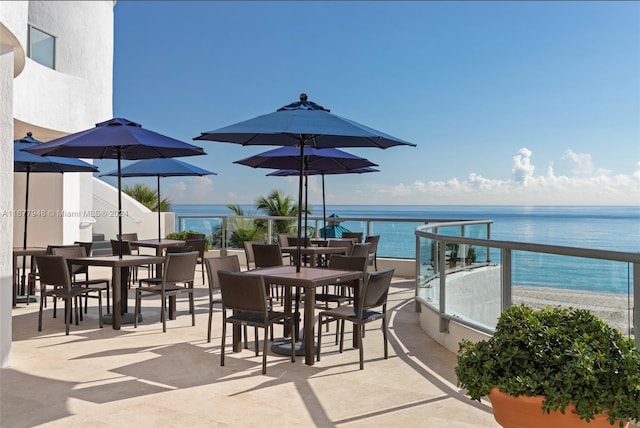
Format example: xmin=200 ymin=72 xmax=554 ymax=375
xmin=455 ymin=305 xmax=640 ymax=425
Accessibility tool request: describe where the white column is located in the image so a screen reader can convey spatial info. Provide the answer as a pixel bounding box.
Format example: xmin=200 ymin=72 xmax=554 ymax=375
xmin=0 ymin=44 xmax=15 ymax=368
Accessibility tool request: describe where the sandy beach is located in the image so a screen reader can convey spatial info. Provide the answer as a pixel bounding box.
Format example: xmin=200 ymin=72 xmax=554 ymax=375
xmin=513 ymin=286 xmax=635 ymax=337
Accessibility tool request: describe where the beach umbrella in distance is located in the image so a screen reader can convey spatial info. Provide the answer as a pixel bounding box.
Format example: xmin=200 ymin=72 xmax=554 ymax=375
xmin=267 ymin=166 xmax=379 ymax=238
xmin=24 ymin=118 xmax=206 ymax=257
xmin=195 ymin=93 xmax=414 ymax=270
xmin=100 ymin=157 xmax=217 ymax=241
xmin=14 ymin=132 xmax=99 ymax=289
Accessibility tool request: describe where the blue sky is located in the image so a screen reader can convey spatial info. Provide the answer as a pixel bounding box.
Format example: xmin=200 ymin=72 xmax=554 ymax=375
xmin=100 ymin=1 xmax=640 ymax=206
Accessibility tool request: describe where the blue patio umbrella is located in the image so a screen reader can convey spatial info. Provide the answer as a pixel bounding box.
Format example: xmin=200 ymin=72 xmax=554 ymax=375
xmin=195 ymin=93 xmax=414 ymax=270
xmin=25 ymin=118 xmax=206 ymax=257
xmin=14 ymin=132 xmax=99 ymax=289
xmin=100 ymin=158 xmax=217 ymax=241
xmin=267 ymin=166 xmax=379 ymax=238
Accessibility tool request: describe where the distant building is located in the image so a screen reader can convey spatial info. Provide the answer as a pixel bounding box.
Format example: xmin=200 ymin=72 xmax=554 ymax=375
xmin=0 ymin=1 xmax=115 ymax=367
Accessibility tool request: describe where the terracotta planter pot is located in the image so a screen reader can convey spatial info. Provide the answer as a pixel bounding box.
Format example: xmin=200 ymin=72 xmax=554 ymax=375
xmin=488 ymin=388 xmax=629 ymax=428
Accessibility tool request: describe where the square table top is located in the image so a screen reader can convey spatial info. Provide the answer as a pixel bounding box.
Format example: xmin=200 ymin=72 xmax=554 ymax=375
xmin=242 ymin=265 xmax=362 ymax=289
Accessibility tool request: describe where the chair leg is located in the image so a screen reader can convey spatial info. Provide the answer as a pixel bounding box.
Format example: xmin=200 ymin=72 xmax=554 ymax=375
xmin=38 ymin=287 xmax=45 ymax=331
xmin=190 ymin=292 xmax=195 ymax=326
xmin=358 ymin=323 xmax=364 ymax=370
xmin=254 ymin=328 xmax=259 ymax=356
xmin=316 ymin=314 xmax=323 ymax=361
xmin=221 ymin=317 xmax=227 ymax=367
xmin=382 ymin=316 xmax=388 ymax=359
xmin=98 ymin=292 xmax=103 ymax=328
xmin=339 ymin=319 xmax=345 ymax=353
xmin=161 ymin=292 xmax=166 ymax=333
xmin=134 ymin=290 xmax=140 ymax=328
xmin=262 ymin=328 xmax=268 ymax=375
xmin=65 ymin=297 xmax=71 ymax=335
xmin=207 ymin=303 xmax=213 ymax=343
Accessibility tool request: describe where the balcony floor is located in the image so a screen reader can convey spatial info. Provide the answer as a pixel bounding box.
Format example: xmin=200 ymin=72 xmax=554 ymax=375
xmin=3 ymin=265 xmax=499 ymax=427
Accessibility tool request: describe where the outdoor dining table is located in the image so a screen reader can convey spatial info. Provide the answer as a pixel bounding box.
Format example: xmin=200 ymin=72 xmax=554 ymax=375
xmin=279 ymin=245 xmax=348 ymax=267
xmin=12 ymin=246 xmax=47 ymax=306
xmin=64 ymin=254 xmax=166 ymax=329
xmin=241 ymin=265 xmax=363 ymax=366
xmin=129 ymin=238 xmax=185 ymax=276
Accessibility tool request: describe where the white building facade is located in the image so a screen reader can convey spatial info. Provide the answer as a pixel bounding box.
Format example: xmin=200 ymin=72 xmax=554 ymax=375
xmin=0 ymin=1 xmax=115 ymax=367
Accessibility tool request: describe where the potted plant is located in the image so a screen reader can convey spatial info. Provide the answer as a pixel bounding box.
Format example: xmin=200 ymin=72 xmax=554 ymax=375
xmin=455 ymin=305 xmax=640 ymax=428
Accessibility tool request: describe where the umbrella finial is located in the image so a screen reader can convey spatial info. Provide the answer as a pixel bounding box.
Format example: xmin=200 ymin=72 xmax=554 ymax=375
xmin=26 ymin=131 xmax=32 ymax=137
xmin=300 ymin=93 xmax=308 ymax=102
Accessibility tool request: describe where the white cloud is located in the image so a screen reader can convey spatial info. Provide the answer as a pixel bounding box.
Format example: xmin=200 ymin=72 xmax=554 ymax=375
xmin=368 ymin=148 xmax=640 ymax=205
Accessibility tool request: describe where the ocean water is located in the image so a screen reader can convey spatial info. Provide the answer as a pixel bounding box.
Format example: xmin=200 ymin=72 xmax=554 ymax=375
xmin=173 ymin=204 xmax=639 ymax=294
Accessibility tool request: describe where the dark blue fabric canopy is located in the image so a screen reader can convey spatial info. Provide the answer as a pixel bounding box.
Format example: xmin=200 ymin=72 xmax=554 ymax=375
xmin=100 ymin=158 xmax=216 ymax=241
xmin=24 ymin=118 xmax=206 ymax=257
xmin=194 ymin=94 xmax=414 ymax=269
xmin=234 ymin=146 xmax=378 ymax=171
xmin=14 ymin=132 xmax=99 ymax=289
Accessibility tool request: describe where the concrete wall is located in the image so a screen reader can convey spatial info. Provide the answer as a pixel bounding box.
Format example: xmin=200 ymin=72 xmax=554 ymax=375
xmin=1 ymin=1 xmax=115 ymax=368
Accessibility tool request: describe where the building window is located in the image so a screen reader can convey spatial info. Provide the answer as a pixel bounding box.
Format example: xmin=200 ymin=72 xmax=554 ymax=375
xmin=28 ymin=25 xmax=55 ymax=69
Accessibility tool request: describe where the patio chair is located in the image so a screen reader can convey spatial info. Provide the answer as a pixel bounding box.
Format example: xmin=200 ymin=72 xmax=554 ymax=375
xmin=252 ymin=243 xmax=284 ymax=304
xmin=218 ymin=270 xmax=295 ymax=375
xmin=243 ymin=240 xmax=264 ymax=270
xmin=317 ymin=268 xmax=394 ymax=369
xmin=364 ymin=235 xmax=380 ymax=270
xmin=28 ymin=244 xmax=78 ymax=307
xmin=134 ymin=251 xmax=198 ymax=332
xmin=342 ymin=232 xmax=363 ymax=243
xmin=315 ymin=255 xmax=368 ymax=342
xmin=185 ymin=238 xmax=206 ymax=284
xmin=350 ymin=242 xmax=371 ymax=258
xmin=137 ymin=245 xmax=193 ymax=288
xmin=35 ymin=255 xmax=103 ymax=335
xmin=186 ymin=232 xmax=205 ymax=240
xmin=51 ymin=245 xmax=110 ymax=315
xmin=204 ymin=255 xmax=256 ymax=348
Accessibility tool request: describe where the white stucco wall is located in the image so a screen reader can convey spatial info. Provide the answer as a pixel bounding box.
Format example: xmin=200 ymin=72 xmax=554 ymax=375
xmin=1 ymin=1 xmax=115 ymax=368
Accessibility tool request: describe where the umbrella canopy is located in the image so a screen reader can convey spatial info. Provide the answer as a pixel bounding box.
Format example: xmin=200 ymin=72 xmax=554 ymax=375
xmin=234 ymin=146 xmax=378 ymax=170
xmin=25 ymin=118 xmax=206 ymax=257
xmin=195 ymin=94 xmax=414 ymax=270
xmin=100 ymin=158 xmax=217 ymax=241
xmin=267 ymin=167 xmax=379 ymax=238
xmin=14 ymin=132 xmax=99 ymax=290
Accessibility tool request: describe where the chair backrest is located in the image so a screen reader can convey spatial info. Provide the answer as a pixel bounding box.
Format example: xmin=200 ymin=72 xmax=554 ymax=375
xmin=243 ymin=240 xmax=263 ymax=269
xmin=252 ymin=243 xmax=283 ymax=268
xmin=204 ymin=255 xmax=240 ymax=291
xmin=185 ymin=238 xmax=206 ymax=258
xmin=110 ymin=239 xmax=132 ymax=256
xmin=278 ymin=233 xmax=293 ymax=247
xmin=218 ymin=270 xmax=269 ymax=313
xmin=360 ymin=268 xmax=394 ymax=311
xmin=74 ymin=241 xmax=93 ymax=257
xmin=34 ymin=255 xmax=72 ymax=288
xmin=186 ymin=232 xmax=205 ymax=240
xmin=163 ymin=251 xmax=198 ymax=285
xmin=51 ymin=246 xmax=88 ymax=275
xmin=328 ymin=238 xmax=353 ymax=255
xmin=328 ymin=255 xmax=368 ymax=274
xmin=118 ymin=233 xmax=138 ymax=241
xmin=342 ymin=232 xmax=363 ymax=243
xmin=287 ymin=236 xmax=310 ymax=247
xmin=166 ymin=245 xmax=194 ymax=254
xmin=364 ymin=235 xmax=380 ymax=253
xmin=350 ymin=242 xmax=371 ymax=258
xmin=46 ymin=244 xmax=79 ymax=255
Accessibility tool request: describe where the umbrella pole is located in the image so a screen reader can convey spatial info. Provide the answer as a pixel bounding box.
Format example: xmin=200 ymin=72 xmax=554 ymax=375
xmin=20 ymin=168 xmax=31 ymax=292
xmin=322 ymin=173 xmax=326 ymax=239
xmin=117 ymin=150 xmax=123 ymax=258
xmin=296 ymin=145 xmax=304 ymax=272
xmin=304 ymin=173 xmax=308 ymax=246
xmin=157 ymin=175 xmax=161 ymax=241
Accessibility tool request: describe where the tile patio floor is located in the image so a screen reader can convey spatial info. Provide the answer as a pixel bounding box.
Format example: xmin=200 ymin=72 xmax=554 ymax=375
xmin=2 ymin=264 xmax=500 ymax=427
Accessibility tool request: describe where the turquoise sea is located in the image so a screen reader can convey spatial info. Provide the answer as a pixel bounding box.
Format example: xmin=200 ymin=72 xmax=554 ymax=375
xmin=173 ymin=204 xmax=639 ymax=294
